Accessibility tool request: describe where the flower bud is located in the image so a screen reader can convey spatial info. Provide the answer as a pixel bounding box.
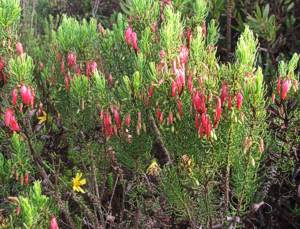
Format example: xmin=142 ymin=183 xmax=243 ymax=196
xmin=16 ymin=42 xmax=24 ymax=56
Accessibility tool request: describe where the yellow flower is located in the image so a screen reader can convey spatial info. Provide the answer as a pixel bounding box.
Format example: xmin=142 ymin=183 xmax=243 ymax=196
xmin=146 ymin=160 xmax=161 ymax=176
xmin=72 ymin=172 xmax=86 ymax=193
xmin=37 ymin=111 xmax=48 ymax=125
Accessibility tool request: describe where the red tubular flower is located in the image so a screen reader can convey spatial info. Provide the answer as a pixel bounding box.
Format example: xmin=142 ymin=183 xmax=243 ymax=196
xmin=131 ymin=32 xmax=139 ymax=53
xmin=4 ymin=108 xmax=20 ymax=132
xmin=281 ymin=79 xmax=291 ymax=100
xmin=24 ymin=172 xmax=29 ymax=185
xmin=67 ymin=52 xmax=76 ymax=67
xmin=168 ymin=112 xmax=174 ymax=125
xmin=125 ymin=113 xmax=131 ymax=127
xmin=16 ymin=42 xmax=24 ymax=56
xmin=277 ymin=78 xmax=281 ymax=96
xmin=159 ymin=112 xmax=164 ymax=124
xmin=199 ymin=113 xmax=212 ymax=139
xmin=12 ymin=88 xmax=18 ymax=105
xmin=113 ymin=109 xmax=122 ymax=130
xmin=148 ymin=83 xmax=154 ymax=98
xmin=156 ymin=106 xmax=162 ymax=121
xmin=50 ymin=216 xmax=59 ymax=229
xmin=187 ymin=74 xmax=193 ymax=94
xmin=236 ymin=92 xmax=243 ymax=110
xmin=214 ymin=97 xmax=222 ymax=128
xmin=86 ymin=62 xmax=91 ymax=78
xmin=171 ymin=80 xmax=177 ymax=97
xmin=176 ymin=76 xmax=184 ymax=96
xmin=193 ymin=92 xmax=206 ymax=113
xmin=193 ymin=91 xmax=201 ymax=112
xmin=220 ymin=83 xmax=228 ymax=105
xmin=179 ymin=46 xmax=189 ymax=65
xmin=177 ymin=99 xmax=183 ymax=117
xmin=125 ymin=27 xmax=133 ymax=47
xmin=103 ymin=112 xmax=113 ymax=138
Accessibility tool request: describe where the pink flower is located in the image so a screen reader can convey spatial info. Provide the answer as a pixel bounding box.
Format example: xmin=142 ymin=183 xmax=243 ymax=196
xmin=168 ymin=112 xmax=174 ymax=125
xmin=125 ymin=27 xmax=133 ymax=47
xmin=113 ymin=109 xmax=122 ymax=129
xmin=131 ymin=32 xmax=139 ymax=53
xmin=187 ymin=74 xmax=193 ymax=93
xmin=4 ymin=108 xmax=14 ymax=127
xmin=20 ymin=85 xmax=34 ymax=106
xmin=236 ymin=92 xmax=243 ymax=110
xmin=125 ymin=113 xmax=131 ymax=127
xmin=214 ymin=97 xmax=222 ymax=128
xmin=125 ymin=27 xmax=139 ymax=53
xmin=50 ymin=216 xmax=59 ymax=229
xmin=67 ymin=52 xmax=76 ymax=67
xmin=16 ymin=42 xmax=24 ymax=56
xmin=4 ymin=108 xmax=20 ymax=132
xmin=220 ymin=83 xmax=228 ymax=105
xmin=12 ymin=88 xmax=18 ymax=105
xmin=179 ymin=46 xmax=189 ymax=65
xmin=281 ymin=79 xmax=291 ymax=100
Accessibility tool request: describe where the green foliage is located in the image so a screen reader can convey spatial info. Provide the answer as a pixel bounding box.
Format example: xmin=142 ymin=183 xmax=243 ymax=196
xmin=8 ymin=55 xmax=34 ymax=86
xmin=19 ymin=181 xmax=57 ymax=228
xmin=57 ymin=15 xmax=98 ymax=56
xmin=160 ymin=6 xmax=183 ymax=61
xmin=0 ymin=0 xmax=21 ymax=29
xmin=235 ymin=26 xmax=258 ymax=74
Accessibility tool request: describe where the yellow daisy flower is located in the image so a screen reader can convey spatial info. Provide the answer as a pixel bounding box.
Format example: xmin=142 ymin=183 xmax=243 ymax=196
xmin=72 ymin=172 xmax=86 ymax=193
xmin=37 ymin=111 xmax=48 ymax=125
